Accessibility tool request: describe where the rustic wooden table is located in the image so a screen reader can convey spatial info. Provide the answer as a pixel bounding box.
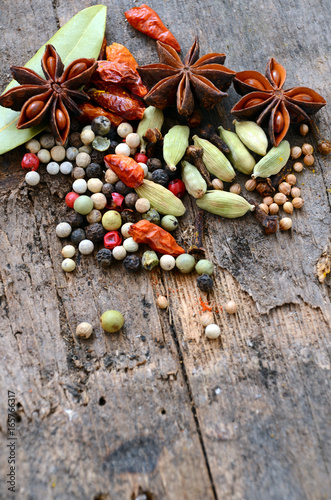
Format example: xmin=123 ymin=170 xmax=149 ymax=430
xmin=0 ymin=1 xmax=330 ymax=499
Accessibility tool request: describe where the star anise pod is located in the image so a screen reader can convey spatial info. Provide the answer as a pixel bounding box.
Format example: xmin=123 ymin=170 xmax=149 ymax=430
xmin=0 ymin=45 xmax=97 ymax=144
xmin=231 ymin=58 xmax=326 ymax=146
xmin=137 ymin=37 xmax=236 ymax=117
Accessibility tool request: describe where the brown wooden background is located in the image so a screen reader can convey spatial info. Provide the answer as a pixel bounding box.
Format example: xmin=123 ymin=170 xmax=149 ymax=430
xmin=0 ymin=0 xmax=330 ymax=499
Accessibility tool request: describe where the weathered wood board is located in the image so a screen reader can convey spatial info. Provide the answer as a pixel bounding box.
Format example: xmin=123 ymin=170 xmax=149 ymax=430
xmin=0 ymin=0 xmax=330 ymax=499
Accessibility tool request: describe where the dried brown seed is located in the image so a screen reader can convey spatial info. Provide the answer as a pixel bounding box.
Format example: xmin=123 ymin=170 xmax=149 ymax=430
xmin=291 ymin=186 xmax=301 ymax=198
xmin=299 ymin=124 xmax=309 ymax=137
xmin=245 ymin=179 xmax=257 ymax=191
xmin=291 ymin=146 xmax=302 ymax=159
xmin=269 ymin=203 xmax=279 ymax=215
xmin=212 ymin=178 xmax=224 ymax=190
xmin=278 ymin=182 xmax=291 ymax=196
xmin=279 ymin=217 xmax=292 ymax=230
xmin=293 ymin=162 xmax=304 ymax=172
xmin=302 ymin=143 xmax=314 ymax=155
xmin=259 ymin=203 xmax=269 ymax=214
xmin=303 ymin=154 xmax=314 ymax=166
xmin=286 ymin=174 xmax=297 ymax=185
xmin=292 ymin=197 xmax=304 ymax=209
xmin=283 ymin=201 xmax=294 ymax=214
xmin=230 ymin=183 xmax=241 ymax=195
xmin=263 ymin=196 xmax=274 ymax=206
xmin=274 ymin=193 xmax=288 ymax=205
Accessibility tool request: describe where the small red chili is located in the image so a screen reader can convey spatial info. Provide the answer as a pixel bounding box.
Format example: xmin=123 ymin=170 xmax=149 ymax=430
xmin=21 ymin=153 xmax=39 ymax=171
xmin=168 ymin=179 xmax=186 ymax=198
xmin=106 ymin=192 xmax=125 ymax=211
xmin=104 ymin=231 xmax=122 ymax=249
xmin=65 ymin=191 xmax=80 ymax=208
xmin=134 ymin=152 xmax=148 ymax=164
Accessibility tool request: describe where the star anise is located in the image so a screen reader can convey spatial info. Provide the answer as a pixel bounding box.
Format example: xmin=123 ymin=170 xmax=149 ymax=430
xmin=137 ymin=37 xmax=236 ymax=117
xmin=0 ymin=45 xmax=97 ymax=144
xmin=231 ymin=58 xmax=326 ymax=146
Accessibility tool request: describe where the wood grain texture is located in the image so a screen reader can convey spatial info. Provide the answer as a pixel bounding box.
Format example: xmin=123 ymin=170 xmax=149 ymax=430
xmin=0 ymin=0 xmax=330 ymax=499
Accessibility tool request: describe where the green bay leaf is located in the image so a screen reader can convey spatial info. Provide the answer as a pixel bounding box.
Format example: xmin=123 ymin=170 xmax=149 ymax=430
xmin=0 ymin=5 xmax=107 ymax=155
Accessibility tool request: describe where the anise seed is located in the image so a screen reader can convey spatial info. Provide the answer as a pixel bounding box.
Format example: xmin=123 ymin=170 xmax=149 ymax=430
xmin=244 ymin=98 xmax=264 ymax=108
xmin=68 ymin=62 xmax=88 ymax=80
xmin=292 ymin=93 xmax=313 ymax=102
xmin=274 ymin=111 xmax=284 ymax=134
xmin=56 ymin=109 xmax=66 ymax=130
xmin=244 ymin=78 xmax=265 ymax=90
xmin=271 ymin=68 xmax=281 ymax=86
xmin=26 ymin=100 xmax=45 ymax=120
xmin=46 ymin=56 xmax=56 ymax=78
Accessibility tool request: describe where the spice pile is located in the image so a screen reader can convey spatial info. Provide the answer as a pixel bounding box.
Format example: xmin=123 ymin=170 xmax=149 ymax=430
xmin=0 ymin=4 xmax=329 ymax=340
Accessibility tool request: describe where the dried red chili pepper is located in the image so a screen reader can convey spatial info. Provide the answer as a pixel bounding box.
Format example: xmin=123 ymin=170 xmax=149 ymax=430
xmin=77 ymin=102 xmax=123 ymax=127
xmin=93 ymin=43 xmax=148 ymax=98
xmin=128 ymin=220 xmax=185 ymax=256
xmin=104 ymin=154 xmax=145 ymax=188
xmin=88 ymin=86 xmax=145 ymax=121
xmin=125 ymin=5 xmax=181 ymax=52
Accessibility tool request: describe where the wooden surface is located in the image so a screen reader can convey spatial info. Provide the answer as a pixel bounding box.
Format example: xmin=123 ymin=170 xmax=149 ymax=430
xmin=0 ymin=0 xmax=331 ymax=499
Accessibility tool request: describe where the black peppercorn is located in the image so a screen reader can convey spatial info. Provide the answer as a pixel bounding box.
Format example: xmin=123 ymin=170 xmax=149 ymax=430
xmin=123 ymin=255 xmax=141 ymax=272
xmin=86 ymin=163 xmax=103 ymax=179
xmin=121 ymin=209 xmax=136 ymax=224
xmin=69 ymin=132 xmax=83 ymax=148
xmin=65 ymin=211 xmax=84 ymax=228
xmin=90 ymin=149 xmax=107 ymax=164
xmin=142 ymin=208 xmax=160 ymax=225
xmin=115 ymin=181 xmax=133 ymax=196
xmin=107 ymin=140 xmax=119 ymax=153
xmin=71 ymin=228 xmax=86 ymax=246
xmin=196 ymin=274 xmax=214 ymax=293
xmin=124 ymin=192 xmax=139 ymax=209
xmin=106 ymin=128 xmax=121 ymax=142
xmin=96 ymin=248 xmax=113 ymax=267
xmin=102 ymin=183 xmax=115 ymax=199
xmin=151 ymin=169 xmax=169 ymax=187
xmin=70 ymin=118 xmax=80 ymax=132
xmin=85 ymin=223 xmax=106 ymax=243
xmin=147 ymin=158 xmax=163 ymax=172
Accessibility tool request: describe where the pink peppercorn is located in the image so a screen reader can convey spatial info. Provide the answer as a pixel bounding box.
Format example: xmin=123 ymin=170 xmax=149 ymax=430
xmin=104 ymin=231 xmax=122 ymax=249
xmin=65 ymin=192 xmax=80 ymax=208
xmin=168 ymin=179 xmax=186 ymax=198
xmin=21 ymin=153 xmax=39 ymax=171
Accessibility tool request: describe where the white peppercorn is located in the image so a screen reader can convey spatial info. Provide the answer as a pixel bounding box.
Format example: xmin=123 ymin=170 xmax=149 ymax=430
xmin=66 ymin=147 xmax=79 ymax=161
xmin=79 ymin=145 xmax=92 ymax=155
xmin=25 ymin=171 xmax=40 ymax=186
xmin=125 ymin=132 xmax=140 ymax=148
xmin=81 ymin=129 xmax=95 ymax=145
xmin=90 ymin=193 xmax=107 ymax=210
xmin=138 ymin=162 xmax=148 ymax=177
xmin=104 ymin=169 xmax=119 ymax=183
xmin=117 ymin=122 xmax=133 ymax=138
xmin=205 ymin=324 xmax=221 ymax=339
xmin=61 ymin=245 xmax=76 ymax=258
xmin=86 ymin=209 xmax=102 ymax=224
xmin=121 ymin=222 xmax=133 ymax=238
xmin=156 ymin=296 xmax=169 ymax=309
xmin=76 ymin=152 xmax=91 ymax=168
xmin=60 ymin=161 xmax=73 ymax=175
xmin=72 ymin=179 xmax=87 ymax=194
xmin=112 ymin=246 xmax=127 ymax=260
xmin=51 ymin=145 xmax=66 ymax=162
xmin=160 ymin=254 xmax=176 ymax=271
xmin=46 ymin=162 xmax=60 ymax=175
xmin=123 ymin=237 xmax=139 ymax=252
xmin=225 ymin=300 xmax=237 ymax=314
xmin=78 ymin=239 xmax=94 ymax=255
xmin=115 ymin=143 xmax=131 ymax=156
xmin=135 ymin=198 xmax=151 ymax=213
xmin=87 ymin=178 xmax=103 ymax=193
xmin=56 ymin=222 xmax=72 ymax=238
xmin=37 ymin=149 xmax=51 ymax=163
xmin=62 ymin=258 xmax=76 ymax=272
xmin=26 ymin=139 xmax=41 ymax=154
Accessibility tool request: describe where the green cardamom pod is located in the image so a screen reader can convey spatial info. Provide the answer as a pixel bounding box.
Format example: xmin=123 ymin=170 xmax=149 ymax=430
xmin=233 ymin=119 xmax=268 ymax=156
xmin=181 ymin=160 xmax=207 ymax=199
xmin=252 ymin=140 xmax=290 ymax=178
xmin=137 ymin=106 xmax=164 ymax=153
xmin=135 ymin=179 xmax=186 ymax=216
xmin=196 ymin=191 xmax=255 ymax=218
xmin=193 ymin=135 xmax=235 ymax=182
xmin=218 ymin=126 xmax=256 ymax=175
xmin=163 ymin=125 xmax=190 ymax=171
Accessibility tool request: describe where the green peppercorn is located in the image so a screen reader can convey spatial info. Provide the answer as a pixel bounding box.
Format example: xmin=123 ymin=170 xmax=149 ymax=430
xmin=161 ymin=215 xmax=178 ymax=232
xmin=100 ymin=310 xmax=124 ymax=333
xmin=176 ymin=254 xmax=196 ymax=274
xmin=142 ymin=251 xmax=159 ymax=271
xmin=92 ymin=136 xmax=111 ymax=152
xmin=195 ymin=259 xmax=214 ymax=275
xmin=73 ymin=195 xmax=93 ymax=215
xmin=142 ymin=208 xmax=161 ymax=225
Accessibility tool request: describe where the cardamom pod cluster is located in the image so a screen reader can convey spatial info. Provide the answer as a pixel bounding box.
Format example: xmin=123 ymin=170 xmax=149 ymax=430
xmin=137 ymin=106 xmax=164 ymax=153
xmin=196 ymin=191 xmax=255 ymax=218
xmin=233 ymin=120 xmax=268 ymax=156
xmin=193 ymin=135 xmax=235 ymax=182
xmin=135 ymin=179 xmax=186 ymax=216
xmin=218 ymin=126 xmax=256 ymax=175
xmin=181 ymin=160 xmax=207 ymax=198
xmin=163 ymin=125 xmax=190 ymax=171
xmin=252 ymin=140 xmax=290 ymax=178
